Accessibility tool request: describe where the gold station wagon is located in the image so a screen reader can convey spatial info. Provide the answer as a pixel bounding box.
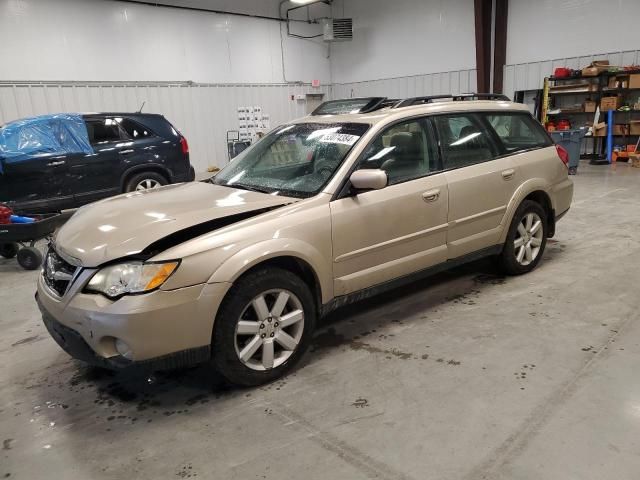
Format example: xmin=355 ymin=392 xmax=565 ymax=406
xmin=37 ymin=94 xmax=573 ymax=385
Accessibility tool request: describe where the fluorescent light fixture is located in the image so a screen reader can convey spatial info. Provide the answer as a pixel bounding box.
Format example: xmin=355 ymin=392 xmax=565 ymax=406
xmin=291 ymin=0 xmax=318 ymax=4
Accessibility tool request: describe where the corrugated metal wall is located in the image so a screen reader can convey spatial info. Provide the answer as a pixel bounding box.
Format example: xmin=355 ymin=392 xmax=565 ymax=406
xmin=0 ymin=82 xmax=330 ymax=172
xmin=503 ymin=49 xmax=640 ymax=98
xmin=331 ymin=69 xmax=477 ymax=99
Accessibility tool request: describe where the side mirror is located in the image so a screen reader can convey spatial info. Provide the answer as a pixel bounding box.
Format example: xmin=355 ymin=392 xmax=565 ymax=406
xmin=349 ymin=169 xmax=388 ymax=192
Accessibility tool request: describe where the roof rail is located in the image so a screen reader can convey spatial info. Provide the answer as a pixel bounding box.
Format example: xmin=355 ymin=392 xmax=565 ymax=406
xmin=311 ymin=97 xmax=397 ymax=115
xmin=393 ymin=93 xmax=510 ymax=108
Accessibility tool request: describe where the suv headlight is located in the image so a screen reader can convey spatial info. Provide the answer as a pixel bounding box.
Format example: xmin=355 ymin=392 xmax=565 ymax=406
xmin=86 ymin=261 xmax=179 ymax=298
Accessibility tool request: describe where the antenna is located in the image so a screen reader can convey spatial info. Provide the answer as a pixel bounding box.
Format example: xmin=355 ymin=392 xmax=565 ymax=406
xmin=137 ymin=101 xmax=146 ymax=113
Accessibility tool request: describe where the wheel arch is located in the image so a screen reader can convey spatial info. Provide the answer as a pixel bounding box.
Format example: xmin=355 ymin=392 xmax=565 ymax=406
xmin=500 ymin=180 xmax=555 ymax=243
xmin=207 ymin=239 xmax=332 ymax=308
xmin=120 ymin=164 xmax=172 ymax=192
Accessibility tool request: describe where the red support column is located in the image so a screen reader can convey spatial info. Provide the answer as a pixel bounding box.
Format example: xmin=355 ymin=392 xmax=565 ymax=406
xmin=474 ymin=0 xmax=492 ymax=93
xmin=493 ymin=0 xmax=509 ymax=94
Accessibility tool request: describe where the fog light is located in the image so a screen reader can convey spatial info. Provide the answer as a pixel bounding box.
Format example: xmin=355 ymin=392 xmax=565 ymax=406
xmin=114 ymin=339 xmax=133 ymax=360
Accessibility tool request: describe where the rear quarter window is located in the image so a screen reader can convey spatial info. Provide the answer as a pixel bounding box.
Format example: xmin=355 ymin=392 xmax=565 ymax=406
xmin=483 ymin=112 xmax=552 ymax=154
xmin=117 ymin=118 xmax=154 ymax=139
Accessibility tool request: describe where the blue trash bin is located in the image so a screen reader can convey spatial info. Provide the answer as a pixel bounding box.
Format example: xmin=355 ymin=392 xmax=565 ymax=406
xmin=550 ymin=129 xmax=587 ymax=169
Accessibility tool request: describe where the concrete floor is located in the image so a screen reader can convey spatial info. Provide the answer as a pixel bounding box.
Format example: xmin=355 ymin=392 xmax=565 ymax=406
xmin=1 ymin=162 xmax=640 ymax=480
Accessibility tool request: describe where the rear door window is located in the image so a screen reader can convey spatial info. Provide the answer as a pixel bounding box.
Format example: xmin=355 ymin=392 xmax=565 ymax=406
xmin=483 ymin=113 xmax=552 ymax=153
xmin=433 ymin=114 xmax=499 ymax=170
xmin=85 ymin=118 xmax=128 ymax=145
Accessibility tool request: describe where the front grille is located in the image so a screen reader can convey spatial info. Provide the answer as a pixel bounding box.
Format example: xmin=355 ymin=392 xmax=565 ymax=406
xmin=43 ymin=248 xmax=78 ymax=297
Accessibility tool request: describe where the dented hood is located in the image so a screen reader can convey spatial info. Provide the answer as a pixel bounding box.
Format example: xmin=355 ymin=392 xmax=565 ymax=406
xmin=55 ymin=181 xmax=296 ymax=267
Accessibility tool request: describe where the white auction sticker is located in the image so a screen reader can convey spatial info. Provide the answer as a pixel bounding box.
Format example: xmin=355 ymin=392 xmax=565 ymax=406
xmin=319 ymin=133 xmax=359 ymax=146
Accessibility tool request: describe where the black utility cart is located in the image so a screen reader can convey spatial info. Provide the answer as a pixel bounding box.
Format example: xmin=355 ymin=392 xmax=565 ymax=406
xmin=0 ymin=213 xmax=69 ymax=270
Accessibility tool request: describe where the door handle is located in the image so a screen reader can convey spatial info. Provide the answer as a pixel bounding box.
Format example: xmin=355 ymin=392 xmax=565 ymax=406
xmin=501 ymin=169 xmax=515 ymax=180
xmin=422 ymin=189 xmax=440 ymax=203
xmin=46 ymin=160 xmax=66 ymax=167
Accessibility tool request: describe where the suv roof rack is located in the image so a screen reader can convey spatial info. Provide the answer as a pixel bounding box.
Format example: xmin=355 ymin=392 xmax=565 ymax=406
xmin=311 ymin=97 xmax=398 ymax=116
xmin=393 ymin=93 xmax=510 ymax=109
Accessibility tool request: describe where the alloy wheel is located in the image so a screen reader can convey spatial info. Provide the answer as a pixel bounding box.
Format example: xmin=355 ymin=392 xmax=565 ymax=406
xmin=514 ymin=212 xmax=544 ymax=266
xmin=135 ymin=179 xmax=162 ymax=190
xmin=234 ymin=289 xmax=305 ymax=371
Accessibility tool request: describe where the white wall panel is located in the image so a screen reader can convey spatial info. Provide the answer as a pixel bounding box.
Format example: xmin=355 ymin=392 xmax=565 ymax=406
xmin=508 ymin=0 xmax=640 ymax=65
xmin=331 ymin=69 xmax=477 ymax=100
xmin=0 ymin=0 xmax=330 ymax=84
xmin=329 ymin=0 xmax=476 ymax=84
xmin=0 ymin=82 xmax=329 ymax=173
xmin=503 ymin=49 xmax=640 ymax=99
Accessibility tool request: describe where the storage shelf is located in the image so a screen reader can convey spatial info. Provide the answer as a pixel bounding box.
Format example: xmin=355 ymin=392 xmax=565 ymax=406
xmin=549 ymin=70 xmax=640 ymax=82
xmin=548 ymin=90 xmax=599 ymax=96
xmin=602 ymin=88 xmax=640 ymax=94
xmin=547 ymin=111 xmax=594 ymax=115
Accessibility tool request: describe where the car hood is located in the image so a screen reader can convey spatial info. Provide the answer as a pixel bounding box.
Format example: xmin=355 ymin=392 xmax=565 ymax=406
xmin=54 ymin=181 xmax=297 ymax=267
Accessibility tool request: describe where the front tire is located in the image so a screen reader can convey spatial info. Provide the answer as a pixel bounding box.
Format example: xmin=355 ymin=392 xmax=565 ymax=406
xmin=212 ymin=267 xmax=316 ymax=386
xmin=498 ymin=200 xmax=547 ymax=275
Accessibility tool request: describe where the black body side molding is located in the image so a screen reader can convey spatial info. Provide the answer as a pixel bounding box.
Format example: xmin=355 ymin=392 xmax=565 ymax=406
xmin=320 ymin=245 xmax=503 ymax=316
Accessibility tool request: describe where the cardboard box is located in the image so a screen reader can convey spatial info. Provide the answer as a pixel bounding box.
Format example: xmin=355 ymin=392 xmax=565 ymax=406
xmin=594 ymin=123 xmax=629 ymax=137
xmin=608 ymin=76 xmax=619 ymax=88
xmin=630 ymin=121 xmax=640 ymax=135
xmin=582 ymin=60 xmax=610 ymax=77
xmin=629 ymin=74 xmax=640 ymax=89
xmin=630 ymin=153 xmax=640 ymax=168
xmin=600 ymin=96 xmax=621 ymax=111
xmin=613 ymin=124 xmax=629 ymax=136
xmin=584 ymin=100 xmax=596 ymax=112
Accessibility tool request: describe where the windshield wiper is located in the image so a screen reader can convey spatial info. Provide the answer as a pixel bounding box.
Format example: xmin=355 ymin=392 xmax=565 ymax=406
xmin=226 ymin=183 xmax=271 ymax=194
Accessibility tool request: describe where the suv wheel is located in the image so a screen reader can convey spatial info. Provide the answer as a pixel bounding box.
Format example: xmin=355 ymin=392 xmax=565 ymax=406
xmin=498 ymin=200 xmax=547 ymax=275
xmin=125 ymin=172 xmax=168 ymax=192
xmin=212 ymin=267 xmax=316 ymax=386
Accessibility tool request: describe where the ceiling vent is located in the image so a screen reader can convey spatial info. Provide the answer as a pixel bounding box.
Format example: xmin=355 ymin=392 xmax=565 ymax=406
xmin=322 ymin=18 xmax=353 ymax=42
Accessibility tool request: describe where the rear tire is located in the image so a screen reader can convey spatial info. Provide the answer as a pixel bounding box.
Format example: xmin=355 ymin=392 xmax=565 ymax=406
xmin=124 ymin=171 xmax=168 ymax=192
xmin=212 ymin=267 xmax=316 ymax=386
xmin=0 ymin=242 xmax=19 ymax=259
xmin=17 ymin=246 xmax=43 ymax=270
xmin=498 ymin=200 xmax=548 ymax=275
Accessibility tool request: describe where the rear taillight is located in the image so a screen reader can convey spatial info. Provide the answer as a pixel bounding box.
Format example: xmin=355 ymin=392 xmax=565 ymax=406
xmin=555 ymin=144 xmax=569 ymax=167
xmin=180 ymin=136 xmax=189 ymax=155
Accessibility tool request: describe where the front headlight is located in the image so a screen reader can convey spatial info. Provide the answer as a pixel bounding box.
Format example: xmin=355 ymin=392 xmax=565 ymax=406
xmin=86 ymin=261 xmax=179 ymax=298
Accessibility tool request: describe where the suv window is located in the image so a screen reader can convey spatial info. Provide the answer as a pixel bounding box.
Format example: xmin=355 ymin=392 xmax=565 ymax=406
xmin=117 ymin=118 xmax=153 ymax=139
xmin=483 ymin=112 xmax=552 ymax=153
xmin=357 ymin=118 xmax=437 ymax=184
xmin=433 ymin=114 xmax=498 ymax=169
xmin=85 ymin=118 xmax=127 ymax=145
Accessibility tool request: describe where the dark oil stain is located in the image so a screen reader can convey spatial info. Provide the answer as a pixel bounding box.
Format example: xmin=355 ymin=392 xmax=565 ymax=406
xmin=310 ymin=327 xmax=347 ymax=352
xmin=2 ymin=439 xmax=13 ymax=450
xmin=185 ymin=394 xmax=210 ymax=406
xmin=581 ymin=346 xmax=594 ymax=352
xmin=350 ymin=341 xmax=412 ymax=360
xmin=176 ymin=463 xmax=196 ymax=478
xmin=352 ymin=398 xmax=369 ymax=408
xmin=474 ymin=273 xmax=506 ymax=285
xmin=11 ymin=335 xmax=42 ymax=347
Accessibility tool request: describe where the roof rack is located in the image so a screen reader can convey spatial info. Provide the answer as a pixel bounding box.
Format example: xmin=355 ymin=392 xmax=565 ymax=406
xmin=311 ymin=97 xmax=397 ymax=116
xmin=393 ymin=93 xmax=510 ymax=108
